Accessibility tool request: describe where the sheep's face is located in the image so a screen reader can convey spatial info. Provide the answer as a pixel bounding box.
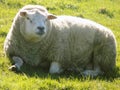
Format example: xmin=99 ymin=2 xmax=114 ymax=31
xmin=19 ymin=9 xmax=57 ymax=42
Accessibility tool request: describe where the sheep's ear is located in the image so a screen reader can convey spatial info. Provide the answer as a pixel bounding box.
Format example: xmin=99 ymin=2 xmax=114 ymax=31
xmin=47 ymin=14 xmax=57 ymax=20
xmin=20 ymin=11 xmax=27 ymax=17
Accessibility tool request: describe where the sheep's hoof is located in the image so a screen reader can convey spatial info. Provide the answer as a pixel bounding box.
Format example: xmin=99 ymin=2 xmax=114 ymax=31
xmin=9 ymin=65 xmax=20 ymax=72
xmin=81 ymin=70 xmax=99 ymax=78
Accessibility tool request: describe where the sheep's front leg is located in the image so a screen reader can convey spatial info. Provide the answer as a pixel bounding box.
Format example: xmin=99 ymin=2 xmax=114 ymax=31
xmin=9 ymin=56 xmax=23 ymax=71
xmin=49 ymin=62 xmax=63 ymax=74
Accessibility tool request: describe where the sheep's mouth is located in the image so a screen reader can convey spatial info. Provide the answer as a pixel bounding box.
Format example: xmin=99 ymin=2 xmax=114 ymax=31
xmin=36 ymin=31 xmax=45 ymax=35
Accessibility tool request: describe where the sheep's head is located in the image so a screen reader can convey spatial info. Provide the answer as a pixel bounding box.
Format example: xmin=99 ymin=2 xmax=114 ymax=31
xmin=19 ymin=6 xmax=57 ymax=42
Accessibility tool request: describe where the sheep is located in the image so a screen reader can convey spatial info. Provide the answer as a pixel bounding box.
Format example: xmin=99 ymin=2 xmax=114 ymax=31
xmin=4 ymin=5 xmax=116 ymax=77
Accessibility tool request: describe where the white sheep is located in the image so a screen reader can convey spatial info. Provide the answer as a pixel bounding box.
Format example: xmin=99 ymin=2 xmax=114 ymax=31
xmin=4 ymin=5 xmax=116 ymax=77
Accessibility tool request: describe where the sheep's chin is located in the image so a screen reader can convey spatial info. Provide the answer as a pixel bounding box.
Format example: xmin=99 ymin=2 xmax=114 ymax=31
xmin=23 ymin=35 xmax=43 ymax=43
xmin=28 ymin=38 xmax=42 ymax=43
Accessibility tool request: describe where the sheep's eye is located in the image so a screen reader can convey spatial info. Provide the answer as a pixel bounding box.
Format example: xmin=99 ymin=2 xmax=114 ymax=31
xmin=30 ymin=20 xmax=32 ymax=23
xmin=26 ymin=17 xmax=29 ymax=20
xmin=26 ymin=17 xmax=32 ymax=23
xmin=44 ymin=19 xmax=47 ymax=23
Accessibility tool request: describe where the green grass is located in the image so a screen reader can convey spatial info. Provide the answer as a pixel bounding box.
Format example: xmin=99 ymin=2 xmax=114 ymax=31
xmin=0 ymin=0 xmax=120 ymax=90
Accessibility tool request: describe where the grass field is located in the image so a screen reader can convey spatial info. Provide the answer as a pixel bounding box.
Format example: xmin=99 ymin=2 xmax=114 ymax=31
xmin=0 ymin=0 xmax=120 ymax=90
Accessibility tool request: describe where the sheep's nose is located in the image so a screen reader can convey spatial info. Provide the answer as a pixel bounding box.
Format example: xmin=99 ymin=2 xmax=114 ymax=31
xmin=37 ymin=26 xmax=45 ymax=35
xmin=37 ymin=27 xmax=45 ymax=31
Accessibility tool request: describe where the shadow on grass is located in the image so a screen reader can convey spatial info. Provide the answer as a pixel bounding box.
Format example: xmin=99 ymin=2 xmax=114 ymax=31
xmin=14 ymin=63 xmax=120 ymax=81
xmin=0 ymin=32 xmax=7 ymax=37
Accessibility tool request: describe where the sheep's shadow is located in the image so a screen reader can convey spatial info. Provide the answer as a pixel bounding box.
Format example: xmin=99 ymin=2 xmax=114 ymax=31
xmin=15 ymin=63 xmax=120 ymax=81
